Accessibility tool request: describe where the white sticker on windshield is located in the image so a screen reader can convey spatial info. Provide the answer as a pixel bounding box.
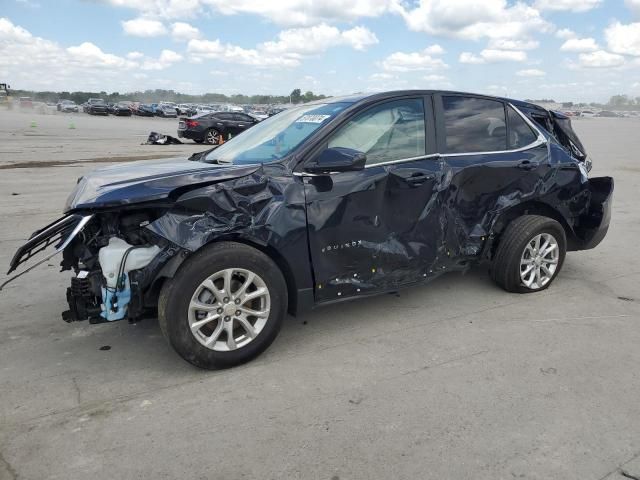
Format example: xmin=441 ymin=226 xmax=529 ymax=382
xmin=296 ymin=114 xmax=331 ymax=124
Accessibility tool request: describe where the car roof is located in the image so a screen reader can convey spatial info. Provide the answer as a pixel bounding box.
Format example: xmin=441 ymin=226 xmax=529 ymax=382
xmin=309 ymin=90 xmax=547 ymax=113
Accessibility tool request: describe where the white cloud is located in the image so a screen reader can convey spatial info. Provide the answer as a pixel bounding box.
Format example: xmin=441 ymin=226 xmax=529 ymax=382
xmin=627 ymin=0 xmax=640 ymax=16
xmin=459 ymin=52 xmax=485 ymax=64
xmin=121 ymin=17 xmax=167 ymax=37
xmin=340 ymin=26 xmax=379 ymax=50
xmin=104 ymin=0 xmax=396 ymax=25
xmin=158 ymin=49 xmax=182 ymax=63
xmin=138 ymin=50 xmax=182 ymax=70
xmin=261 ymin=24 xmax=378 ymax=54
xmin=556 ymin=28 xmax=576 ymax=39
xmin=203 ymin=0 xmax=395 ymax=26
xmin=487 ymin=38 xmax=539 ymax=50
xmin=369 ymin=72 xmax=395 ymax=81
xmin=380 ymin=47 xmax=449 ymax=72
xmin=560 ymin=37 xmax=599 ymax=52
xmin=0 ymin=17 xmax=183 ymax=91
xmin=397 ymin=0 xmax=551 ymax=41
xmin=578 ymin=50 xmax=626 ymax=68
xmin=481 ymin=49 xmax=527 ymax=62
xmin=188 ymin=24 xmax=377 ymax=67
xmin=423 ymin=74 xmax=447 ymax=81
xmin=516 ymin=68 xmax=546 ymax=77
xmin=424 ymin=44 xmax=445 ymax=54
xmin=171 ymin=22 xmax=200 ymax=41
xmin=104 ymin=0 xmax=203 ymax=19
xmin=535 ymin=0 xmax=601 ymax=12
xmin=605 ymin=21 xmax=640 ymax=56
xmin=66 ymin=42 xmax=136 ymax=68
xmin=459 ymin=49 xmax=527 ymax=64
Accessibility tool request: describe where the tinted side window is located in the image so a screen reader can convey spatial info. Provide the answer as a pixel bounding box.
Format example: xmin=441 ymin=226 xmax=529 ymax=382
xmin=442 ymin=96 xmax=506 ymax=153
xmin=507 ymin=106 xmax=538 ymax=149
xmin=328 ymin=98 xmax=426 ymax=166
xmin=215 ymin=113 xmax=232 ymax=120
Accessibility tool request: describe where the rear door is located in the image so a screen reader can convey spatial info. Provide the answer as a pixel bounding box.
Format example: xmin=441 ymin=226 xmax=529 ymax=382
xmin=302 ymin=96 xmax=444 ymax=302
xmin=434 ymin=93 xmax=547 ymax=256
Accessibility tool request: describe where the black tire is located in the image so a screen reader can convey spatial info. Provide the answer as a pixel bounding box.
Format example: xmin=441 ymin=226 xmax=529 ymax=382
xmin=204 ymin=128 xmax=221 ymax=145
xmin=491 ymin=215 xmax=566 ymax=293
xmin=158 ymin=242 xmax=287 ymax=369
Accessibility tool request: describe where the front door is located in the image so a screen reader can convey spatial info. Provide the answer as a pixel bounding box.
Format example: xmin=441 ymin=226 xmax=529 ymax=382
xmin=302 ymin=96 xmax=444 ymax=303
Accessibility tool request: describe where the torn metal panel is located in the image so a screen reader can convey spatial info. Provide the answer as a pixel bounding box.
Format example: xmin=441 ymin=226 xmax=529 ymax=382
xmin=146 ymin=165 xmax=315 ymax=296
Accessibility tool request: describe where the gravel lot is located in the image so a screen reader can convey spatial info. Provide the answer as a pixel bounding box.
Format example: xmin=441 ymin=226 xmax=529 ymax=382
xmin=0 ymin=110 xmax=639 ymax=480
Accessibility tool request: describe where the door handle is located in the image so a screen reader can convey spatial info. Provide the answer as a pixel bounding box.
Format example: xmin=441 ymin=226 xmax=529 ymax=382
xmin=517 ymin=160 xmax=540 ymax=170
xmin=405 ymin=172 xmax=435 ymax=186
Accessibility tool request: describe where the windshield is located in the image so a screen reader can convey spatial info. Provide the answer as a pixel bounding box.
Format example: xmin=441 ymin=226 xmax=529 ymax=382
xmin=204 ymin=102 xmax=350 ymax=165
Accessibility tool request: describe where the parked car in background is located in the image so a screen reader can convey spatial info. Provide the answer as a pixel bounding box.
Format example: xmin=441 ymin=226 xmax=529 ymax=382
xmin=177 ymin=111 xmax=259 ymax=144
xmin=84 ymin=98 xmax=108 ymax=115
xmin=136 ymin=104 xmax=155 ymax=117
xmin=177 ymin=104 xmax=197 ymax=116
xmin=58 ymin=100 xmax=79 ymax=112
xmin=111 ymin=101 xmax=133 ymax=116
xmin=267 ymin=106 xmax=287 ymax=116
xmin=19 ymin=97 xmax=33 ymax=108
xmin=4 ymin=90 xmax=613 ymax=369
xmin=156 ymin=104 xmax=177 ymax=118
xmin=596 ymin=110 xmax=620 ymax=118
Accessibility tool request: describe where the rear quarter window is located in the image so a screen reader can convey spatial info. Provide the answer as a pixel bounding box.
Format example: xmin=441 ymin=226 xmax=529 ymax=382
xmin=507 ymin=106 xmax=538 ymax=149
xmin=442 ymin=96 xmax=507 ymax=154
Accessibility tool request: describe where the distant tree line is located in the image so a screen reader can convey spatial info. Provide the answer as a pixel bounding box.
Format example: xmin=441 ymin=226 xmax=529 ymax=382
xmin=5 ymin=88 xmax=328 ymax=105
xmin=522 ymin=95 xmax=640 ymax=110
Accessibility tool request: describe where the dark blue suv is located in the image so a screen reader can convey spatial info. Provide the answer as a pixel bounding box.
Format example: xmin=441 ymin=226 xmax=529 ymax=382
xmin=5 ymin=90 xmax=613 ymax=369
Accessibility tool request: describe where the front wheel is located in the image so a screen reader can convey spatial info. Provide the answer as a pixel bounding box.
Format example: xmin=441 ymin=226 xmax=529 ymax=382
xmin=491 ymin=215 xmax=566 ymax=293
xmin=158 ymin=242 xmax=287 ymax=369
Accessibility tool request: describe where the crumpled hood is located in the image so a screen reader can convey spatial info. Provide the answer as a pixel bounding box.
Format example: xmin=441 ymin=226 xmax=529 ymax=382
xmin=64 ymin=157 xmax=261 ymax=212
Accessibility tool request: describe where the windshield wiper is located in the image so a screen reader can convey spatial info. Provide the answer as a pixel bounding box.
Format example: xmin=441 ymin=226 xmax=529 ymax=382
xmin=188 ymin=147 xmax=217 ymax=162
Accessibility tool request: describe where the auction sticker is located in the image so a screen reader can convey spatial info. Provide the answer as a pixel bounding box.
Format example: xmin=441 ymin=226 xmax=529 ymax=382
xmin=296 ymin=114 xmax=331 ymax=123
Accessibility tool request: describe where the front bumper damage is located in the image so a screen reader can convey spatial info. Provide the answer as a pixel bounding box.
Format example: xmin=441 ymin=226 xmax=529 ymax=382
xmin=2 ymin=214 xmax=93 ymax=290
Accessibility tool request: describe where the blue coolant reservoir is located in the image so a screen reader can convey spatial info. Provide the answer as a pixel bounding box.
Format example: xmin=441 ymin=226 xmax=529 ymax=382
xmin=98 ymin=237 xmax=161 ymax=321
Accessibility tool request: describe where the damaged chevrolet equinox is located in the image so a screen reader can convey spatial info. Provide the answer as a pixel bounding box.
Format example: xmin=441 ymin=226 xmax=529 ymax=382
xmin=4 ymin=91 xmax=613 ymax=369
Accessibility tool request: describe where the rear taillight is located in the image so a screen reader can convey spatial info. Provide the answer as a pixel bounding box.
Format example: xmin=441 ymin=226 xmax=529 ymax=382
xmin=185 ymin=119 xmax=199 ymax=128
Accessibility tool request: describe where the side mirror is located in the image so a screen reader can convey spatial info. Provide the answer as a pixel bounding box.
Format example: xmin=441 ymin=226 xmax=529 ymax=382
xmin=305 ymin=147 xmax=366 ymax=174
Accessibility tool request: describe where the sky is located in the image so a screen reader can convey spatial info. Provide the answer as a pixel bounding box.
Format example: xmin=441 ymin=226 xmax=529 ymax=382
xmin=1 ymin=0 xmax=640 ymax=102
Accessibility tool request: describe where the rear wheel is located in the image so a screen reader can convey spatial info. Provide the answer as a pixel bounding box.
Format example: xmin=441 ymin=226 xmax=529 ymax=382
xmin=491 ymin=215 xmax=566 ymax=293
xmin=204 ymin=128 xmax=221 ymax=145
xmin=159 ymin=242 xmax=287 ymax=369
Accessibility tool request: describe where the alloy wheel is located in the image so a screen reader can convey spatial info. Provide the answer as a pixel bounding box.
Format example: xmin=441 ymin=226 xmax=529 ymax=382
xmin=188 ymin=268 xmax=270 ymax=352
xmin=519 ymin=233 xmax=560 ymax=290
xmin=206 ymin=130 xmax=220 ymax=144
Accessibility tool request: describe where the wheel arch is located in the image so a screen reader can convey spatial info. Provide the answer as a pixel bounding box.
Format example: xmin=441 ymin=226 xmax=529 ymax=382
xmin=222 ymin=236 xmax=300 ymax=315
xmin=148 ymin=237 xmax=301 ymax=316
xmin=487 ymin=200 xmax=577 ymax=259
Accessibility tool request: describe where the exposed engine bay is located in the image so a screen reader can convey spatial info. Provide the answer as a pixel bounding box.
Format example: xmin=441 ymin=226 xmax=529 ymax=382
xmin=57 ymin=210 xmax=179 ymax=324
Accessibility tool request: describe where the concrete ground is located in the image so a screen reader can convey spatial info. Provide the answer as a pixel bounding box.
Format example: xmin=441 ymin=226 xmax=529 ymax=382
xmin=0 ymin=111 xmax=639 ymax=480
